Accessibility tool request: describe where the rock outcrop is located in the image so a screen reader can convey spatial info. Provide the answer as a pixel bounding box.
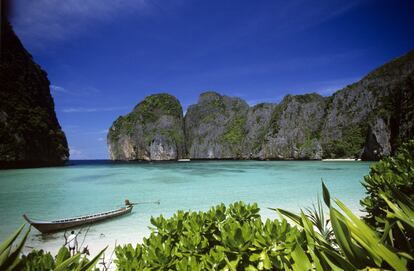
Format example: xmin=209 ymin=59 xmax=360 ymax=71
xmin=261 ymin=94 xmax=326 ymax=160
xmin=321 ymin=50 xmax=414 ymax=158
xmin=107 ymin=49 xmax=414 ymax=161
xmin=0 ymin=17 xmax=69 ymax=168
xmin=108 ymin=94 xmax=185 ymax=160
xmin=185 ymin=92 xmax=249 ymax=159
xmin=242 ymin=103 xmax=275 ymax=158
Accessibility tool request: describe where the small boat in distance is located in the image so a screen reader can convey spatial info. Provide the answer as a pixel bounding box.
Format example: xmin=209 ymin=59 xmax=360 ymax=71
xmin=23 ymin=200 xmax=134 ymax=234
xmin=178 ymin=159 xmax=191 ymax=162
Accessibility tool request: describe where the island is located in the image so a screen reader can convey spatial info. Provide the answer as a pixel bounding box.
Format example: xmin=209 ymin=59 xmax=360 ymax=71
xmin=108 ymin=50 xmax=414 ymax=161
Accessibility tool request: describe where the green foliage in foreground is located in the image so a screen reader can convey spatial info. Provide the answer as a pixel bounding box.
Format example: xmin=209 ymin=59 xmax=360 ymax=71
xmin=278 ymin=183 xmax=414 ymax=271
xmin=115 ymin=202 xmax=304 ymax=270
xmin=115 ymin=184 xmax=414 ymax=270
xmin=0 ymin=225 xmax=106 ymax=271
xmin=361 ymin=139 xmax=414 ymax=227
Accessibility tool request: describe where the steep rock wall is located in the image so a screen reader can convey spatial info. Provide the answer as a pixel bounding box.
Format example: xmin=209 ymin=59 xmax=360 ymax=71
xmin=0 ymin=18 xmax=69 ymax=168
xmin=185 ymin=92 xmax=249 ymax=159
xmin=107 ymin=94 xmax=185 ymax=160
xmin=321 ymin=50 xmax=414 ymax=158
xmin=262 ymin=94 xmax=326 ymax=160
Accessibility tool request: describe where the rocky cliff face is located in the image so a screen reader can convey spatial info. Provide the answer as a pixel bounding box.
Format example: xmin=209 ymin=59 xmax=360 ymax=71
xmin=108 ymin=94 xmax=185 ymax=160
xmin=242 ymin=103 xmax=275 ymax=158
xmin=108 ymin=50 xmax=414 ymax=161
xmin=0 ymin=18 xmax=69 ymax=168
xmin=261 ymin=94 xmax=326 ymax=160
xmin=321 ymin=50 xmax=414 ymax=159
xmin=185 ymin=92 xmax=249 ymax=159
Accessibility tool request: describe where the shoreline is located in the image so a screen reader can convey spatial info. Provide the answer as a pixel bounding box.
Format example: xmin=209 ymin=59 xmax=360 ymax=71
xmin=322 ymin=158 xmax=361 ymax=162
xmin=0 ymin=158 xmax=370 ymax=170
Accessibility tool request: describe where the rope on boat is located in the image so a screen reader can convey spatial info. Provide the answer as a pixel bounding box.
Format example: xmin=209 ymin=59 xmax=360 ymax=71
xmin=132 ymin=200 xmax=160 ymax=205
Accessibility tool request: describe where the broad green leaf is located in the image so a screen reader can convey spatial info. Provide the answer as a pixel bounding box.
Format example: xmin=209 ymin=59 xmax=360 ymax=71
xmin=329 ymin=208 xmax=357 ymax=262
xmin=336 ymin=199 xmax=408 ymax=271
xmin=322 ymin=181 xmax=331 ymax=207
xmin=272 ymin=208 xmax=301 ymax=225
xmin=0 ymin=226 xmax=30 ymax=270
xmin=319 ymin=251 xmax=355 ymax=271
xmin=0 ymin=246 xmax=11 ymax=267
xmin=245 ymin=264 xmax=258 ymax=271
xmin=0 ymin=224 xmax=25 ymax=255
xmin=291 ymin=242 xmax=311 ymax=271
xmin=55 ymin=246 xmax=71 ymax=265
xmin=223 ymin=255 xmax=238 ymax=271
xmin=54 ymin=253 xmax=81 ymax=271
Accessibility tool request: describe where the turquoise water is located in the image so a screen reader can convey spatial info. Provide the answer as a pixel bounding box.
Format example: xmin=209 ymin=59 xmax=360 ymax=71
xmin=0 ymin=160 xmax=371 ymax=254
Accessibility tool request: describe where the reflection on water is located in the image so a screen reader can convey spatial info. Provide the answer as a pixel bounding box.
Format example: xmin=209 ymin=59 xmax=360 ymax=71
xmin=318 ymin=167 xmax=344 ymax=171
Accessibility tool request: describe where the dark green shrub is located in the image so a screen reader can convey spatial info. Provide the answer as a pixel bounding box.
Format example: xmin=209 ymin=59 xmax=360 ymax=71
xmin=361 ymin=140 xmax=414 ymax=226
xmin=115 ymin=185 xmax=414 ymax=271
xmin=115 ymin=202 xmax=305 ymax=270
xmin=322 ymin=123 xmax=367 ymax=159
xmin=220 ymin=115 xmax=247 ymax=147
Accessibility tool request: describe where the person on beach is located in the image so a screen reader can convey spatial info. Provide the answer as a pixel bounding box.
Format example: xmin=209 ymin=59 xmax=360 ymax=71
xmin=66 ymin=231 xmax=78 ymax=256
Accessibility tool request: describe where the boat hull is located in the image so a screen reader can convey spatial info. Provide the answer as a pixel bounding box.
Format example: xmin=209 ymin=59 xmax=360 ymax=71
xmin=23 ymin=205 xmax=133 ymax=233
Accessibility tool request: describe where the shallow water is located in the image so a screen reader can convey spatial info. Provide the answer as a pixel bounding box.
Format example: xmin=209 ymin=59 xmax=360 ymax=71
xmin=0 ymin=160 xmax=371 ymax=255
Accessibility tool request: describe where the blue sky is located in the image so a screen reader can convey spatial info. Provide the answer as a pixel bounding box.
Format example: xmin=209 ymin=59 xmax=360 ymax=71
xmin=9 ymin=0 xmax=414 ymax=159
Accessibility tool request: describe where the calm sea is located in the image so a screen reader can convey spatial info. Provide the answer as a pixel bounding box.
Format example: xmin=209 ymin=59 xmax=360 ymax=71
xmin=0 ymin=160 xmax=371 ymax=254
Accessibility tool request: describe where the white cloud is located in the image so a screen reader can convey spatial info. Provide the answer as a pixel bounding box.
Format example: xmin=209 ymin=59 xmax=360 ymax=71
xmin=316 ymin=86 xmax=343 ymax=96
xmin=98 ymin=137 xmax=105 ymax=142
xmin=69 ymin=147 xmax=83 ymax=157
xmin=312 ymin=78 xmax=360 ymax=96
xmin=9 ymin=0 xmax=152 ymax=46
xmin=62 ymin=106 xmax=128 ymax=113
xmin=51 ymin=85 xmax=70 ymax=94
xmin=50 ymin=84 xmax=105 ymax=97
xmin=247 ymin=95 xmax=285 ymax=106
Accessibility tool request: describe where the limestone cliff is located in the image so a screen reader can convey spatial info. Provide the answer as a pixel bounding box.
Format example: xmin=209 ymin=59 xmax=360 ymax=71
xmin=321 ymin=50 xmax=414 ymax=159
xmin=107 ymin=49 xmax=414 ymax=161
xmin=184 ymin=93 xmax=326 ymax=160
xmin=185 ymin=92 xmax=249 ymax=159
xmin=0 ymin=18 xmax=69 ymax=168
xmin=107 ymin=94 xmax=185 ymax=160
xmin=261 ymin=94 xmax=326 ymax=160
xmin=242 ymin=103 xmax=275 ymax=158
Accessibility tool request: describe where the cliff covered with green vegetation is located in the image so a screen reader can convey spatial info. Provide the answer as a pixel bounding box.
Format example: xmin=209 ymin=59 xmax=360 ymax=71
xmin=108 ymin=94 xmax=185 ymax=160
xmin=0 ymin=17 xmax=69 ymax=168
xmin=108 ymin=50 xmax=414 ymax=161
xmin=185 ymin=91 xmax=250 ymax=159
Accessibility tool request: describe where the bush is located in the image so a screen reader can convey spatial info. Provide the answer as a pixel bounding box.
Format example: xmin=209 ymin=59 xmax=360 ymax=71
xmin=115 ymin=202 xmax=306 ymax=270
xmin=361 ymin=140 xmax=414 ymax=227
xmin=115 ymin=186 xmax=414 ymax=270
xmin=278 ymin=182 xmax=414 ymax=271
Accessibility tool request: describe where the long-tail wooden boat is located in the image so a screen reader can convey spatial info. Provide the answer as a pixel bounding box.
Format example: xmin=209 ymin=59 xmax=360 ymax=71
xmin=23 ymin=203 xmax=133 ymax=233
